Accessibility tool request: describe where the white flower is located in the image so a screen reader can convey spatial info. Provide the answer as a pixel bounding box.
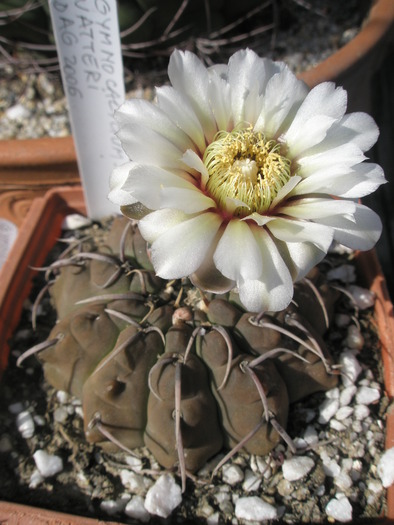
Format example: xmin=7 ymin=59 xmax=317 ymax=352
xmin=109 ymin=49 xmax=385 ymax=312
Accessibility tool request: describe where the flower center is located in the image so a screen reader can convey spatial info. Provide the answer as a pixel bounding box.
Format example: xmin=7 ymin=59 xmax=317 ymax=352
xmin=203 ymin=128 xmax=291 ymax=217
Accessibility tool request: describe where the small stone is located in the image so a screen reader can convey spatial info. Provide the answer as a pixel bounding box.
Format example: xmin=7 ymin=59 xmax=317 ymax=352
xmin=8 ymin=401 xmax=25 ymax=414
xmin=242 ymin=469 xmax=261 ymax=492
xmin=278 ymin=478 xmax=293 ymax=497
xmin=345 ymin=325 xmax=364 ymax=350
xmin=356 ymin=386 xmax=380 ymax=405
xmin=340 ymin=385 xmax=357 ymax=406
xmin=16 ymin=410 xmax=35 ymax=438
xmin=354 ymin=404 xmax=370 ymax=420
xmin=335 ymin=406 xmax=353 ymax=421
xmin=5 ymin=103 xmax=31 ymax=120
xmin=334 ymin=472 xmax=353 ymax=490
xmin=33 ymin=450 xmax=63 ymax=477
xmin=318 ymin=398 xmax=339 ymax=424
xmin=330 ymin=419 xmax=347 ymax=432
xmin=326 ymin=496 xmax=353 ymax=522
xmin=322 ymin=457 xmax=341 ymax=478
xmin=29 ymin=469 xmax=44 ymax=488
xmin=339 ymin=351 xmax=362 ymax=386
xmin=368 ymin=480 xmax=383 ymax=494
xmin=100 ymin=497 xmax=128 ymax=516
xmin=235 ymin=496 xmax=277 ymax=521
xmin=144 ymin=474 xmax=182 ymax=518
xmin=282 ymin=456 xmax=315 ymax=481
xmin=124 ymin=496 xmax=150 ymax=522
xmin=62 ymin=214 xmax=93 ymax=230
xmin=56 ymin=390 xmax=70 ymax=404
xmin=377 ymin=447 xmax=394 ymax=488
xmin=303 ymin=425 xmax=319 ymax=446
xmin=120 ymin=469 xmax=151 ymax=493
xmin=54 ymin=407 xmax=68 ymax=423
xmin=348 ymin=285 xmax=375 ymax=310
xmin=222 ymin=464 xmax=244 ymax=485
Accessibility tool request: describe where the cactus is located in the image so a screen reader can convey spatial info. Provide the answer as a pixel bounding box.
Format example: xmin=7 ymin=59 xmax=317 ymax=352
xmin=19 ymin=216 xmax=339 ymax=489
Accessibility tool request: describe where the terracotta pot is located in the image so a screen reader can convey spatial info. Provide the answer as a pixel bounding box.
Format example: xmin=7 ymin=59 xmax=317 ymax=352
xmin=0 ymin=185 xmax=393 ymax=523
xmin=0 ymin=137 xmax=79 ymax=225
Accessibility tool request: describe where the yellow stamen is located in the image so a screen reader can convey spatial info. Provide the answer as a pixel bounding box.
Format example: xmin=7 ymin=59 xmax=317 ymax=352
xmin=203 ymin=128 xmax=291 ymax=216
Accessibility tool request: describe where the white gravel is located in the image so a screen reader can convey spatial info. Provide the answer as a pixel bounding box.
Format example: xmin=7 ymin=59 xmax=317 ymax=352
xmin=282 ymin=456 xmax=315 ymax=481
xmin=144 ymin=474 xmax=182 ymax=518
xmin=377 ymin=447 xmax=394 ymax=488
xmin=235 ymin=496 xmax=278 ymax=521
xmin=33 ymin=450 xmax=63 ymax=478
xmin=326 ymin=495 xmax=353 ymax=522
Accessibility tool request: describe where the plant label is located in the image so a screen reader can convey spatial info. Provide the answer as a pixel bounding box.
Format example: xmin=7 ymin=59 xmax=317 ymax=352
xmin=48 ymin=0 xmax=128 ymax=218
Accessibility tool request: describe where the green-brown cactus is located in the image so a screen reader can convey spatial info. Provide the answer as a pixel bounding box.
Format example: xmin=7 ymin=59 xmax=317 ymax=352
xmin=20 ymin=216 xmax=339 ymax=488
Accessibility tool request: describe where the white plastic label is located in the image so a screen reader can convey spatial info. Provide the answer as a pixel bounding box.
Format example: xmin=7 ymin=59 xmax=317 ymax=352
xmin=49 ymin=0 xmax=128 ymax=218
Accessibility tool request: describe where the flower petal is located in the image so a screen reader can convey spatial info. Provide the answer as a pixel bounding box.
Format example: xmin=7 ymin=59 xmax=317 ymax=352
xmin=190 ymin=227 xmax=235 ymax=293
xmin=121 ymin=164 xmax=215 ymax=213
xmin=149 ymin=212 xmax=223 ymax=279
xmin=168 ymin=50 xmax=217 ymax=141
xmin=281 ymin=198 xmax=356 ymax=220
xmin=297 ymin=143 xmax=366 ymax=177
xmin=207 ymin=68 xmax=233 ymax=131
xmin=156 ymin=85 xmax=206 ymax=153
xmin=300 ymin=112 xmax=379 ymax=156
xmin=255 ymin=66 xmax=309 ymax=138
xmin=139 ymin=208 xmax=188 ymax=243
xmin=227 ymin=49 xmax=283 ymax=124
xmin=213 ymin=220 xmax=262 ymax=281
xmin=267 ymin=218 xmax=334 ymax=252
xmin=276 ymin=239 xmax=327 ymax=281
xmin=116 ymin=98 xmax=193 ymax=152
xmin=108 ymin=162 xmax=137 ymax=206
xmin=318 ymin=202 xmax=382 ymax=250
xmin=181 ymin=149 xmax=209 ymax=187
xmin=237 ymin=227 xmax=293 ymax=312
xmin=117 ymin=123 xmax=186 ymax=169
xmin=291 ymin=162 xmax=386 ymax=199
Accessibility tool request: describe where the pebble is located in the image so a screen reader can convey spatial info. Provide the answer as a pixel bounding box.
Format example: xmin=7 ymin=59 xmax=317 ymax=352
xmin=339 ymin=351 xmax=362 ymax=386
xmin=119 ymin=469 xmax=151 ymax=493
xmin=335 ymin=406 xmax=353 ymax=421
xmin=340 ymin=385 xmax=357 ymax=406
xmin=356 ymin=386 xmax=380 ymax=405
xmin=124 ymin=495 xmax=150 ymax=522
xmin=144 ymin=474 xmax=182 ymax=518
xmin=100 ymin=496 xmax=129 ymax=516
xmin=222 ymin=464 xmax=244 ymax=485
xmin=62 ymin=214 xmax=93 ymax=230
xmin=345 ymin=325 xmax=364 ymax=350
xmin=334 ymin=472 xmax=353 ymax=491
xmin=377 ymin=447 xmax=394 ymax=488
xmin=353 ymin=404 xmax=370 ymax=420
xmin=242 ymin=469 xmax=261 ymax=492
xmin=8 ymin=401 xmax=26 ymax=414
xmin=325 ymin=496 xmax=353 ymax=522
xmin=347 ymin=285 xmax=375 ymax=310
xmin=235 ymin=496 xmax=277 ymax=521
xmin=54 ymin=406 xmax=68 ymax=423
xmin=29 ymin=469 xmax=44 ymax=489
xmin=318 ymin=398 xmax=339 ymax=424
xmin=33 ymin=450 xmax=63 ymax=477
xmin=282 ymin=456 xmax=315 ymax=481
xmin=16 ymin=410 xmax=35 ymax=438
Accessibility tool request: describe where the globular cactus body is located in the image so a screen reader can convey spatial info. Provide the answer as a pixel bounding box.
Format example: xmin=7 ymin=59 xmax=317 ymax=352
xmin=23 ymin=217 xmax=339 ymax=480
